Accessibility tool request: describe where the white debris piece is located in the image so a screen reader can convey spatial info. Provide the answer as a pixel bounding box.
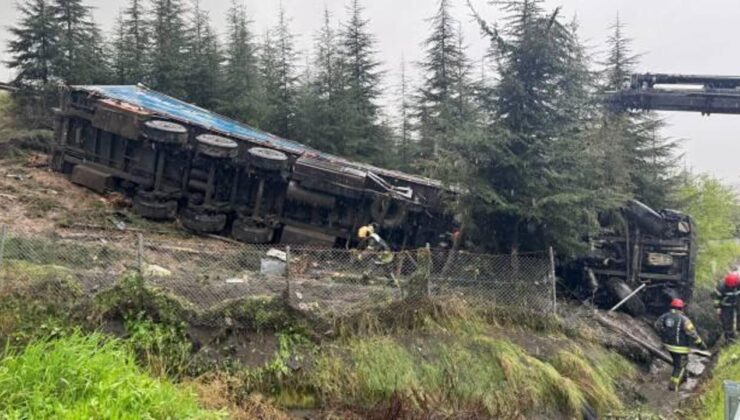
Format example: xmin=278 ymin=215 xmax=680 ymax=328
xmin=142 ymin=263 xmax=172 ymax=277
xmin=266 ymin=248 xmax=287 ymax=262
xmin=225 ymin=278 xmax=245 ymax=284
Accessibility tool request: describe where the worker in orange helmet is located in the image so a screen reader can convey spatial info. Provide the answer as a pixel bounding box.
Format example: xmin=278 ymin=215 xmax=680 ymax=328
xmin=654 ymin=298 xmax=707 ymax=391
xmin=714 ymin=272 xmax=740 ymax=343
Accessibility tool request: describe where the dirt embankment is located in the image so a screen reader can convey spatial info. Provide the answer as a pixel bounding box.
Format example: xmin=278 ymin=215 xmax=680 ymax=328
xmin=0 ymin=154 xmax=721 ymax=419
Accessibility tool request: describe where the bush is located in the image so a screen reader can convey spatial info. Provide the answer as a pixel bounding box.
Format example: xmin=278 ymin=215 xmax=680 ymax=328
xmin=0 ymin=332 xmax=221 ymax=418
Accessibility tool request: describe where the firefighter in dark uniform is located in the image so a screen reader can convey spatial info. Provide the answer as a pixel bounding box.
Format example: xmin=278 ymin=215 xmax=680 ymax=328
xmin=654 ymin=298 xmax=707 ymax=391
xmin=714 ymin=272 xmax=740 ymax=343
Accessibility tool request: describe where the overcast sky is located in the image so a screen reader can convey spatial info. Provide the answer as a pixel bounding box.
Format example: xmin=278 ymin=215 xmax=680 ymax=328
xmin=1 ymin=0 xmax=739 ymax=182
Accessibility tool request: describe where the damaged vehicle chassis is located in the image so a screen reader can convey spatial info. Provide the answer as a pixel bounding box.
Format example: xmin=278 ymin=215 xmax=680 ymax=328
xmin=50 ymin=85 xmax=454 ymax=248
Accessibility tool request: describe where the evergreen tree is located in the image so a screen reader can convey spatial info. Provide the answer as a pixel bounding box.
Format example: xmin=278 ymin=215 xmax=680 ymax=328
xmin=112 ymin=0 xmax=149 ymax=84
xmin=600 ymin=17 xmax=678 ymax=208
xmin=218 ymin=0 xmax=260 ymax=125
xmin=110 ymin=11 xmax=128 ymax=84
xmin=416 ymin=0 xmax=470 ymax=159
xmin=338 ymin=0 xmax=388 ymax=163
xmin=52 ymin=0 xmax=106 ymax=84
xmin=396 ymin=57 xmax=414 ymax=169
xmin=294 ymin=8 xmax=345 ymax=153
xmin=259 ymin=6 xmax=298 ymax=138
xmin=6 ymin=0 xmax=59 ymax=86
xmin=459 ymin=0 xmax=618 ymax=254
xmin=148 ymin=0 xmax=188 ymax=98
xmin=183 ymin=0 xmax=222 ymax=108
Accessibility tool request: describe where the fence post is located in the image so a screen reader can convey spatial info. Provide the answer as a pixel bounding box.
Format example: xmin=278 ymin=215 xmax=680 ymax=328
xmin=0 ymin=224 xmax=7 ymax=270
xmin=137 ymin=233 xmax=144 ymax=275
xmin=426 ymin=243 xmax=432 ymax=297
xmin=285 ymin=245 xmax=291 ymax=295
xmin=549 ymin=246 xmax=557 ymax=314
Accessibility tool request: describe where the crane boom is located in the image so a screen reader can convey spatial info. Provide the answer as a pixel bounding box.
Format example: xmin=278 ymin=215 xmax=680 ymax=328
xmin=610 ymin=73 xmax=740 ymax=115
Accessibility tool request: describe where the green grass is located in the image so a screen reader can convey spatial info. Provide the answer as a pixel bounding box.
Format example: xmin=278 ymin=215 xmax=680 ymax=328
xmin=693 ymin=342 xmax=740 ymax=419
xmin=0 ymin=332 xmax=222 ymax=419
xmin=695 ymin=240 xmax=740 ymax=289
xmin=301 ymin=334 xmax=629 ymax=418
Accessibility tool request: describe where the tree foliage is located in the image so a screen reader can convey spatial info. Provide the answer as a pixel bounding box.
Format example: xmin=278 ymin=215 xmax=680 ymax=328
xmin=259 ymin=6 xmax=299 ymax=138
xmin=218 ymin=0 xmax=260 ymax=125
xmin=148 ymin=0 xmax=188 ymax=98
xmin=6 ymin=0 xmax=59 ymax=86
xmin=599 ymin=17 xmax=679 ymax=209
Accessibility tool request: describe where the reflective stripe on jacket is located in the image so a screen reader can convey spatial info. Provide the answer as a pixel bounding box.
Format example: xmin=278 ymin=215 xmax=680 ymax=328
xmin=654 ymin=309 xmax=702 ymax=350
xmin=714 ymin=281 xmax=740 ymax=308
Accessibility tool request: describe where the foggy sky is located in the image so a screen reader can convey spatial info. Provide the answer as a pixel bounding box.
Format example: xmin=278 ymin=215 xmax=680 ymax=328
xmin=1 ymin=0 xmax=739 ymax=182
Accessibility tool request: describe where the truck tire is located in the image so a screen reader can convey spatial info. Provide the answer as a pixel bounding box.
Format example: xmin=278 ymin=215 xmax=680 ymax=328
xmin=142 ymin=120 xmax=188 ymax=145
xmin=231 ymin=219 xmax=274 ymax=244
xmin=607 ymin=277 xmax=647 ymax=316
xmin=133 ymin=193 xmax=178 ymax=221
xmin=196 ymin=134 xmax=238 ymax=159
xmin=180 ymin=207 xmax=227 ymax=233
xmin=248 ymin=147 xmax=288 ymax=171
xmin=370 ymin=196 xmax=408 ymax=228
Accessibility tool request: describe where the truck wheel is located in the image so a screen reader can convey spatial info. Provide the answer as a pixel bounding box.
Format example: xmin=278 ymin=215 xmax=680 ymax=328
xmin=196 ymin=134 xmax=238 ymax=159
xmin=231 ymin=219 xmax=274 ymax=244
xmin=607 ymin=277 xmax=646 ymax=316
xmin=370 ymin=196 xmax=408 ymax=228
xmin=248 ymin=147 xmax=288 ymax=171
xmin=133 ymin=193 xmax=178 ymax=221
xmin=142 ymin=120 xmax=188 ymax=145
xmin=180 ymin=207 xmax=227 ymax=233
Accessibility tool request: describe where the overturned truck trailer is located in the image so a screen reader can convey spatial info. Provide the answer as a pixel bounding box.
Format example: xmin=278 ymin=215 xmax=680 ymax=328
xmin=560 ymin=200 xmax=696 ymax=315
xmin=51 ymin=85 xmax=454 ymax=248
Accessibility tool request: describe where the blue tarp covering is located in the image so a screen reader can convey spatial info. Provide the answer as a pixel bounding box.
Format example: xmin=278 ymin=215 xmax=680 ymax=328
xmin=76 ymin=85 xmax=312 ymax=155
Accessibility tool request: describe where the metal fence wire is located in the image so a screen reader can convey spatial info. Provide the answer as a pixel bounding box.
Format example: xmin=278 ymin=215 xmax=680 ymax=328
xmin=0 ymin=225 xmax=557 ymax=317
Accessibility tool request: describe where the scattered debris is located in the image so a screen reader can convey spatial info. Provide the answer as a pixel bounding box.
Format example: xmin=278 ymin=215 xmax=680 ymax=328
xmin=142 ymin=263 xmax=172 ymax=278
xmin=266 ymin=248 xmax=287 ymax=262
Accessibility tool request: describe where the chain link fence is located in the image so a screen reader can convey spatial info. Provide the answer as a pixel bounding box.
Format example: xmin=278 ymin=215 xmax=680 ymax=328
xmin=0 ymin=224 xmax=557 ymax=318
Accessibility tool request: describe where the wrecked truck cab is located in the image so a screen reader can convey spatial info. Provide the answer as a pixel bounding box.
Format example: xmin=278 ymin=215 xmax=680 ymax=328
xmin=51 ymin=85 xmax=455 ymax=249
xmin=560 ymin=199 xmax=696 ymax=316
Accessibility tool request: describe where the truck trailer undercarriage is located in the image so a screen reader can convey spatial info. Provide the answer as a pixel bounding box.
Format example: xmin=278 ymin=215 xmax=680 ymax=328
xmin=51 ymin=85 xmax=455 ymax=249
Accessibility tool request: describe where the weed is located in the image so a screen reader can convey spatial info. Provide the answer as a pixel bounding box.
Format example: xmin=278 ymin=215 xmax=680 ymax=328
xmin=94 ymin=271 xmax=195 ymax=325
xmin=124 ymin=315 xmax=193 ymax=379
xmin=0 ymin=332 xmax=223 ymax=418
xmin=691 ymin=342 xmax=740 ymax=419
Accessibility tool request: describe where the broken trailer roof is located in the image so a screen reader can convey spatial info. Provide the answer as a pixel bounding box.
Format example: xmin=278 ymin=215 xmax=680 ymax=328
xmin=73 ymin=85 xmax=443 ymax=189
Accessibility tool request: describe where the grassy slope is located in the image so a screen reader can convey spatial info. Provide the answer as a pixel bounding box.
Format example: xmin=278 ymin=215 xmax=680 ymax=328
xmin=0 ymin=258 xmax=641 ymax=418
xmin=693 ymin=343 xmax=740 ymax=419
xmin=0 ymin=333 xmax=221 ymax=419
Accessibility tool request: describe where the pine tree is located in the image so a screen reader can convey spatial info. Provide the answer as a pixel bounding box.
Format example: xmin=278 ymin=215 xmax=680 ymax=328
xmin=396 ymin=57 xmax=414 ymax=169
xmin=183 ymin=0 xmax=222 ymax=108
xmin=148 ymin=0 xmax=188 ymax=98
xmin=600 ymin=17 xmax=678 ymax=208
xmin=52 ymin=0 xmax=106 ymax=84
xmin=259 ymin=6 xmax=298 ymax=138
xmin=294 ymin=8 xmax=345 ymax=153
xmin=460 ymin=0 xmax=617 ymax=253
xmin=112 ymin=0 xmax=149 ymax=84
xmin=335 ymin=0 xmax=390 ymax=164
xmin=416 ymin=0 xmax=470 ymax=158
xmin=6 ymin=0 xmax=59 ymax=86
xmin=110 ymin=11 xmax=128 ymax=84
xmin=218 ymin=0 xmax=260 ymax=125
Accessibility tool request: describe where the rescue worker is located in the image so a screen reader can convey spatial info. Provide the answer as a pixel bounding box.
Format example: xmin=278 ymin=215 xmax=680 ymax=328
xmin=356 ymin=223 xmax=395 ymax=284
xmin=357 ymin=223 xmax=390 ymax=252
xmin=714 ymin=272 xmax=740 ymax=343
xmin=654 ymin=298 xmax=707 ymax=391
